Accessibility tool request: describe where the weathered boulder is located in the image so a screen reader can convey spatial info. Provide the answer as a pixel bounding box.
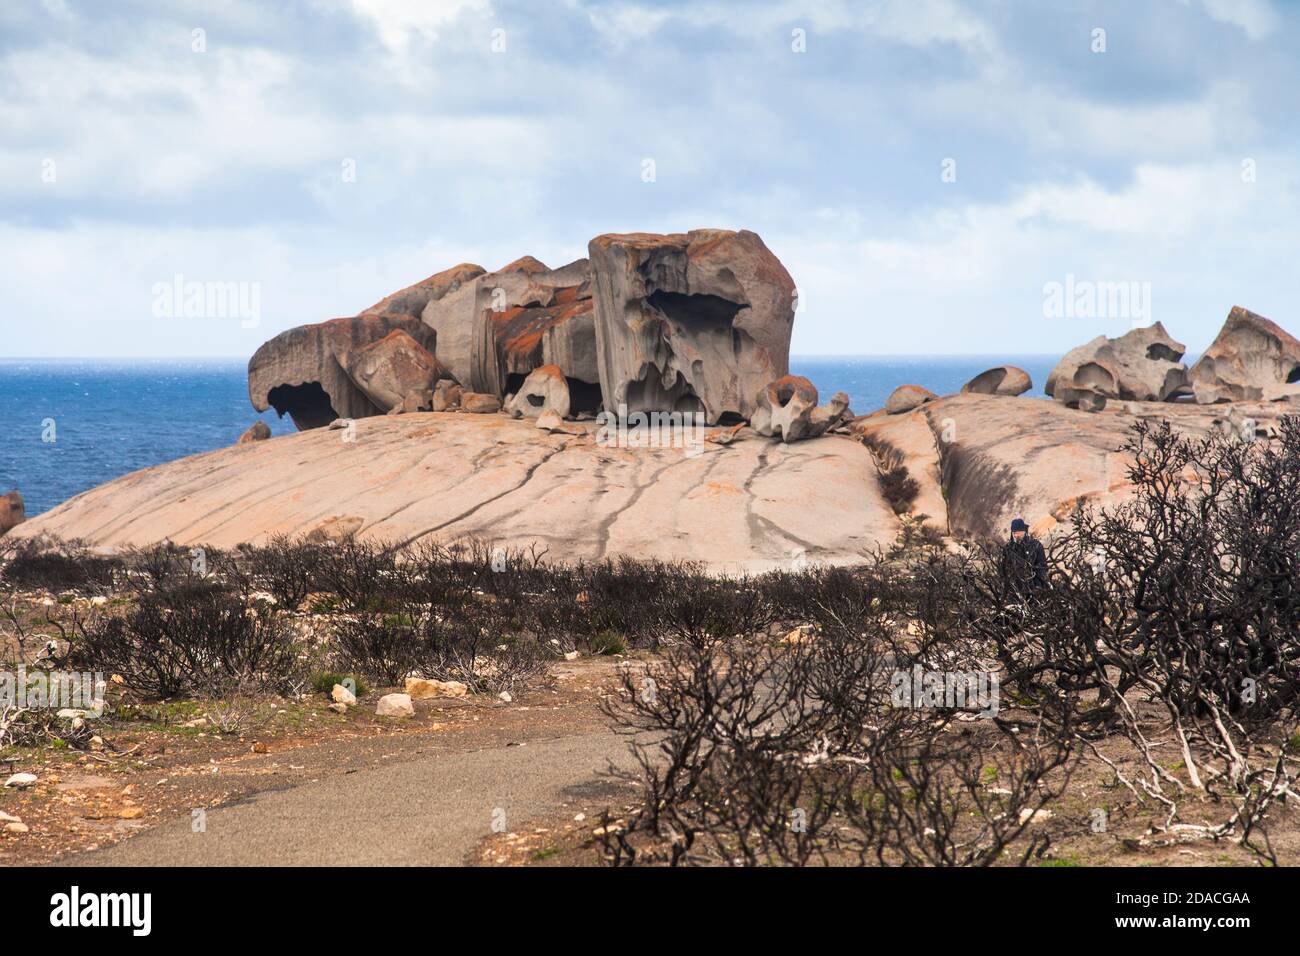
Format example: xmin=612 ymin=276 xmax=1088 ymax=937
xmin=1045 ymin=322 xmax=1190 ymax=406
xmin=401 ymin=389 xmax=434 ymax=413
xmin=752 ymin=375 xmax=819 ymax=442
xmin=587 ymin=230 xmax=795 ymax=424
xmin=885 ymin=385 xmax=936 ymax=414
xmin=461 ymin=392 xmax=502 ymax=414
xmin=360 ymin=262 xmax=485 ymax=320
xmin=808 ymin=391 xmax=852 ymax=437
xmin=505 ymin=364 xmax=570 ymax=419
xmin=248 ymin=314 xmax=438 ymax=430
xmin=405 ymin=677 xmax=468 ymax=700
xmin=342 ymin=329 xmax=452 ymax=412
xmin=962 ymin=366 xmax=1032 ymax=397
xmin=330 ymin=683 xmax=357 ymax=705
xmin=432 ymin=380 xmax=463 ymax=412
xmin=1 ymin=491 xmax=24 ymax=536
xmin=237 ymin=421 xmax=271 ymax=444
xmin=1189 ymin=306 xmax=1300 ymax=404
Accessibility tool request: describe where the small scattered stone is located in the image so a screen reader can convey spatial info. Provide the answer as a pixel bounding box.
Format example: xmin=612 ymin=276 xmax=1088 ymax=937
xmin=564 ymin=651 xmax=580 ymax=661
xmin=118 ymin=806 xmax=144 ymax=820
xmin=498 ymin=691 xmax=512 ymax=703
xmin=1018 ymin=807 xmax=1053 ymax=825
xmin=251 ymin=742 xmax=268 ymax=754
xmin=328 ymin=702 xmax=348 ymax=714
xmin=5 ymin=822 xmax=29 ymax=834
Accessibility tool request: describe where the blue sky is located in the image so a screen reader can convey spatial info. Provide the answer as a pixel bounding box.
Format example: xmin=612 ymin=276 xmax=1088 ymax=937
xmin=1 ymin=0 xmax=1297 ymax=358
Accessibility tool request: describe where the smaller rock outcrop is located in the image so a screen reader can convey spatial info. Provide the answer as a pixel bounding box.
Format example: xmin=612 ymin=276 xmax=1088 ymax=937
xmin=752 ymin=375 xmax=819 ymax=442
xmin=1189 ymin=306 xmax=1300 ymax=404
xmin=808 ymin=391 xmax=853 ymax=437
xmin=342 ymin=329 xmax=453 ymax=413
xmin=885 ymin=385 xmax=936 ymax=414
xmin=1045 ymin=323 xmax=1190 ymax=409
xmin=238 ymin=421 xmax=271 ymax=444
xmin=433 ymin=380 xmax=463 ymax=411
xmin=461 ymin=392 xmax=503 ymax=414
xmin=1 ymin=491 xmax=25 ymax=536
xmin=505 ymin=364 xmax=571 ymax=419
xmin=962 ymin=365 xmax=1032 ymax=396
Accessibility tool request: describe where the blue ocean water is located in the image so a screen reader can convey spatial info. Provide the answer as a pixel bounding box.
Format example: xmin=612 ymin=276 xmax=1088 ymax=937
xmin=1 ymin=355 xmax=1056 ymax=517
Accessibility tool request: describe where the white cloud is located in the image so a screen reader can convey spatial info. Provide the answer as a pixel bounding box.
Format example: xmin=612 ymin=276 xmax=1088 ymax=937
xmin=347 ymin=0 xmax=492 ymax=55
xmin=1201 ymin=0 xmax=1279 ymax=39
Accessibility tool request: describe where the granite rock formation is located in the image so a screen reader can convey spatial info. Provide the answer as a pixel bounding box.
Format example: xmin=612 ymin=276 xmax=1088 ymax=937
xmin=248 ymin=315 xmax=438 ymax=429
xmin=586 ymin=230 xmax=795 ymax=424
xmin=1045 ymin=322 xmax=1190 ymax=410
xmin=751 ymin=375 xmax=820 ymax=442
xmin=1189 ymin=306 xmax=1300 ymax=404
xmin=341 ymin=329 xmax=452 ymax=413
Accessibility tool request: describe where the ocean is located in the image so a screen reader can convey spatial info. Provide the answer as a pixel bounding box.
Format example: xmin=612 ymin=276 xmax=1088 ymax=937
xmin=1 ymin=356 xmax=1057 ymax=517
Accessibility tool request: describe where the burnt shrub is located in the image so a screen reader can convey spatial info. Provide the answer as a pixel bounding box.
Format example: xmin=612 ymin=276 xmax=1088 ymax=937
xmin=0 ymin=535 xmax=122 ymax=593
xmin=240 ymin=535 xmax=332 ymax=609
xmin=69 ymin=581 xmax=302 ymax=698
xmin=600 ymin=605 xmax=1073 ymax=866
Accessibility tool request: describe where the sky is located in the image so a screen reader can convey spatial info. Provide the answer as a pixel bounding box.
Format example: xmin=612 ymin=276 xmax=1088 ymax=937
xmin=0 ymin=0 xmax=1297 ymax=359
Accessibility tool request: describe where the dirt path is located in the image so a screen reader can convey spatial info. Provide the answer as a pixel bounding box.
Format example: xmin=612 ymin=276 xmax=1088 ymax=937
xmin=60 ymin=729 xmax=634 ymax=866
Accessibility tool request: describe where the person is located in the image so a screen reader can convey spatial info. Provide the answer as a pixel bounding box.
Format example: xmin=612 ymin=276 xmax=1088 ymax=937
xmin=1000 ymin=517 xmax=1048 ymax=596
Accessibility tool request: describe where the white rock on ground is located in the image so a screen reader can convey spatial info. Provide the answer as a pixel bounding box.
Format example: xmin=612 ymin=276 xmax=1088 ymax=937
xmin=375 ymin=694 xmax=415 ymax=718
xmin=330 ymin=683 xmax=357 ymax=705
xmin=4 ymin=772 xmax=38 ymax=789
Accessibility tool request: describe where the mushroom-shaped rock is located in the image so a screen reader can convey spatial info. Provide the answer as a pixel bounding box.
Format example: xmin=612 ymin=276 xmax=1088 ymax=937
xmin=587 ymin=230 xmax=795 ymax=424
xmin=341 ymin=329 xmax=453 ymax=413
xmin=237 ymin=421 xmax=271 ymax=444
xmin=1189 ymin=306 xmax=1300 ymax=404
xmin=360 ymin=262 xmax=485 ymax=320
xmin=962 ymin=366 xmax=1032 ymax=397
xmin=752 ymin=375 xmax=819 ymax=442
xmin=885 ymin=385 xmax=937 ymax=414
xmin=505 ymin=364 xmax=571 ymax=419
xmin=1045 ymin=323 xmax=1190 ymax=404
xmin=248 ymin=314 xmax=438 ymax=430
xmin=1 ymin=491 xmax=24 ymax=536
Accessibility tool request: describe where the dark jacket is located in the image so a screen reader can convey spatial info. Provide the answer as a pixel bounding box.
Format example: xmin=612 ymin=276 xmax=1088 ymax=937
xmin=1000 ymin=534 xmax=1048 ymax=595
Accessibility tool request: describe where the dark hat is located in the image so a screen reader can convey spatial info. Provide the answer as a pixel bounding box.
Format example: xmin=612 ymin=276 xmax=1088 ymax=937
xmin=1010 ymin=518 xmax=1028 ymax=533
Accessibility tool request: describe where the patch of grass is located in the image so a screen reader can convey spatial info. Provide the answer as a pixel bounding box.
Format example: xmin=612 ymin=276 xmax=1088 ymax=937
xmin=585 ymin=630 xmax=627 ymax=656
xmin=309 ymin=671 xmax=369 ymax=697
xmin=1037 ymin=857 xmax=1081 ymax=867
xmin=531 ymin=847 xmax=561 ymax=861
